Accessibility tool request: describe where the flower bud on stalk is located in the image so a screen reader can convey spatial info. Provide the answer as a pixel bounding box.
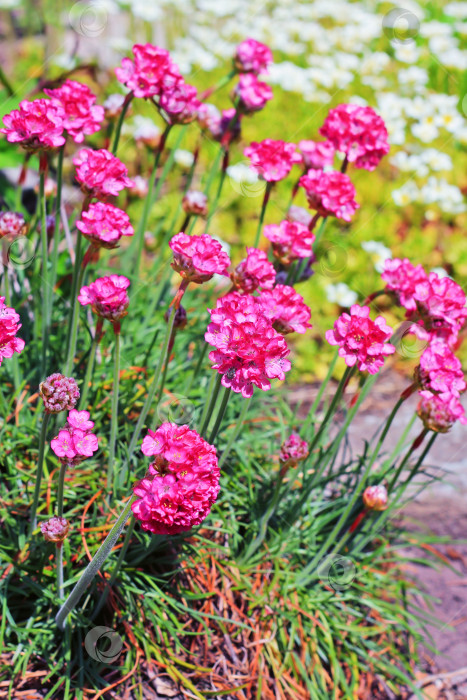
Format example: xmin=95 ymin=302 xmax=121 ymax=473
xmin=40 ymin=517 xmax=70 ymax=545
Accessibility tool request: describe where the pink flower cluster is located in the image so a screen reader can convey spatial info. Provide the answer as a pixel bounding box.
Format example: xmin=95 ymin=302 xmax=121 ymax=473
xmin=381 ymin=260 xmax=467 ymax=345
xmin=78 ymin=275 xmax=130 ymax=322
xmin=51 ymin=409 xmax=98 ymax=465
xmin=299 ymin=169 xmax=359 ymax=222
xmin=197 ymin=104 xmax=242 ymax=144
xmin=320 ymin=103 xmax=390 ymax=171
xmin=40 ymin=516 xmax=70 ymax=543
xmin=39 ymin=373 xmax=79 ymax=413
xmin=259 ymin=285 xmax=312 ymax=335
xmin=76 ymin=202 xmax=134 ymax=249
xmin=298 ymin=140 xmax=335 ymax=170
xmin=417 ymin=393 xmax=467 ymax=433
xmin=44 ymin=79 xmax=104 ymax=143
xmin=230 ymin=247 xmax=275 ymax=293
xmin=244 ymin=139 xmax=300 ymax=182
xmin=0 ymin=211 xmax=26 ymax=238
xmin=133 ymin=423 xmax=220 ymax=535
xmin=263 ymin=220 xmax=315 ymax=264
xmin=182 ymin=191 xmax=208 ymax=217
xmin=279 ymin=433 xmax=309 ymax=468
xmin=1 ymin=99 xmax=65 ymax=151
xmin=169 ymin=232 xmax=231 ymax=284
xmin=73 ymin=148 xmax=134 ymax=199
xmin=0 ymin=297 xmax=25 ymax=365
xmin=326 ymin=304 xmax=395 ymax=374
xmin=417 ymin=342 xmax=466 ymax=398
xmin=205 ymin=292 xmax=291 ymax=398
xmin=160 ymin=82 xmax=200 ymax=125
xmin=235 ymin=74 xmax=273 ymax=113
xmin=234 ymin=38 xmax=273 ymax=75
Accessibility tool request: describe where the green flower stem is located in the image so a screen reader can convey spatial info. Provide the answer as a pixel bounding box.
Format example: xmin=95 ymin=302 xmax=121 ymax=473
xmin=218 ymin=396 xmax=251 ymax=468
xmin=241 ymin=474 xmax=283 ymax=562
xmin=90 ymin=516 xmax=136 ymax=620
xmin=125 ymin=301 xmax=179 ymax=464
xmin=107 ymin=331 xmax=121 ymax=492
xmin=79 ymin=320 xmax=103 ymax=409
xmin=198 ymin=372 xmax=222 ymax=438
xmin=39 ymin=170 xmax=50 ymax=377
xmin=56 ymin=544 xmax=64 ymax=601
xmin=29 ymin=412 xmax=51 ymax=536
xmin=185 ymin=343 xmax=208 ymax=396
xmin=132 ymin=124 xmax=172 ymax=269
xmin=253 ymin=181 xmax=273 ymax=248
xmin=365 ymin=395 xmax=407 ymax=473
xmin=387 ymin=429 xmax=429 ymax=493
xmin=186 ymin=143 xmax=225 ymax=236
xmin=204 ymin=149 xmax=229 ymax=235
xmin=49 ymin=146 xmax=65 ymax=324
xmin=208 ymin=385 xmax=231 ymax=443
xmin=55 ymin=495 xmax=137 ymax=630
xmin=64 ymin=218 xmax=86 ymax=375
xmin=56 ymin=461 xmax=68 ymax=519
xmin=301 ymin=349 xmax=339 ymax=438
xmin=200 ymin=69 xmax=236 ymax=99
xmin=381 ymin=412 xmax=417 ymax=474
xmin=307 ymin=366 xmax=354 ymax=455
xmin=313 ymin=216 xmax=328 ymax=246
xmin=111 ymin=92 xmax=134 ymax=155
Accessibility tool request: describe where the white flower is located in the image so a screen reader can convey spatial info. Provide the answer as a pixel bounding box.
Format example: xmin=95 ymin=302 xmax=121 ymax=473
xmin=174 ymin=150 xmax=195 ymax=168
xmin=404 ymin=96 xmax=434 ymax=120
xmin=226 ymin=163 xmax=259 ymax=184
xmin=127 ymin=0 xmax=163 ymax=21
xmin=325 ymin=283 xmax=358 ymax=307
xmin=411 ymin=118 xmax=439 ymax=142
xmin=392 ymin=181 xmax=420 ymax=206
xmin=420 ymin=149 xmax=453 ymax=171
xmin=393 ymin=42 xmax=420 ymax=63
xmin=444 ymin=2 xmax=467 ymax=19
xmin=361 ymin=241 xmax=392 ymax=273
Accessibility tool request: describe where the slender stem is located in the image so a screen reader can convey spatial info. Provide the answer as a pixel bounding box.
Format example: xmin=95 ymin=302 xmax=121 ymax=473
xmin=366 ymin=396 xmax=406 ymax=472
xmin=219 ymin=396 xmax=251 ymax=468
xmin=56 ymin=544 xmax=64 ymax=600
xmin=253 ymin=182 xmax=272 ymax=247
xmin=55 ymin=495 xmax=137 ymax=630
xmin=29 ymin=412 xmax=51 ymax=536
xmin=49 ymin=146 xmax=64 ymax=323
xmin=204 ymin=150 xmax=228 ymax=235
xmin=313 ymin=216 xmax=328 ymax=247
xmin=90 ymin=516 xmax=136 ymax=620
xmin=39 ymin=170 xmax=49 ymax=377
xmin=301 ymin=350 xmax=339 ymax=437
xmin=111 ymin=92 xmax=134 ymax=155
xmin=64 ymin=232 xmax=84 ymax=375
xmin=200 ymin=69 xmax=236 ymax=100
xmin=208 ymin=386 xmax=231 ymax=443
xmin=307 ymin=366 xmax=354 ymax=454
xmin=79 ymin=322 xmax=102 ymax=409
xmin=387 ymin=429 xmax=428 ymax=493
xmin=107 ymin=332 xmax=121 ymax=492
xmin=0 ymin=64 xmax=14 ymax=96
xmin=57 ymin=460 xmax=68 ymax=518
xmin=199 ymin=372 xmax=222 ymax=438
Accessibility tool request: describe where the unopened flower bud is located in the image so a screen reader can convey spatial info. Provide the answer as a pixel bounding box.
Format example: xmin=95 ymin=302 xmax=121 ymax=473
xmin=40 ymin=516 xmax=70 ymax=543
xmin=363 ymin=484 xmax=388 ymax=511
xmin=0 ymin=211 xmax=27 ymax=238
xmin=130 ymin=175 xmax=149 ymax=198
xmin=165 ymin=304 xmax=187 ymax=330
xmin=279 ymin=432 xmax=309 ymax=469
xmin=182 ymin=191 xmax=208 ymax=218
xmin=40 ymin=373 xmax=80 ymax=413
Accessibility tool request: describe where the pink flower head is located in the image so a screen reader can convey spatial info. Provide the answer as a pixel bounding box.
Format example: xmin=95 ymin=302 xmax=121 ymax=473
xmin=78 ymin=275 xmax=130 ymax=322
xmin=73 ymin=148 xmax=134 ymax=199
xmin=230 ymin=247 xmax=276 ymax=293
xmin=244 ymin=139 xmax=300 ymax=182
xmin=319 ymin=103 xmax=390 ymax=171
xmin=0 ymin=211 xmax=27 ymax=238
xmin=234 ymin=74 xmax=273 ymax=113
xmin=197 ymin=104 xmax=241 ymax=144
xmin=381 ymin=258 xmax=428 ymax=312
xmin=263 ymin=220 xmax=315 ymax=264
xmin=234 ymin=38 xmax=273 ymax=75
xmin=0 ymin=297 xmax=25 ymax=364
xmin=363 ymin=485 xmax=388 ymax=511
xmin=259 ymin=285 xmax=312 ymax=335
xmin=325 ymin=304 xmax=395 ymax=374
xmin=115 ymin=43 xmax=182 ymax=99
xmin=417 ymin=341 xmax=466 ymax=398
xmin=67 ymin=409 xmax=94 ymax=432
xmin=279 ymin=433 xmax=309 ymax=467
xmin=40 ymin=516 xmax=70 ymax=543
xmin=417 ymin=392 xmax=467 ymax=433
xmin=298 ymin=169 xmax=359 ymax=222
xmin=182 ymin=191 xmax=208 ymax=217
xmin=298 ymin=140 xmax=335 ymax=170
xmin=51 ymin=429 xmax=77 ymax=460
xmin=160 ymin=82 xmax=200 ymax=124
xmin=39 ymin=373 xmax=79 ymax=413
xmin=169 ymin=232 xmax=231 ymax=284
xmin=133 ymin=423 xmax=220 ymax=535
xmin=44 ymin=79 xmax=104 ymax=143
xmin=72 ymin=429 xmax=99 ymax=458
xmin=76 ymin=202 xmax=134 ymax=249
xmin=1 ymin=98 xmax=65 ymax=151
xmin=205 ymin=292 xmax=291 ymax=398
xmin=412 ymin=272 xmax=467 ymax=345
